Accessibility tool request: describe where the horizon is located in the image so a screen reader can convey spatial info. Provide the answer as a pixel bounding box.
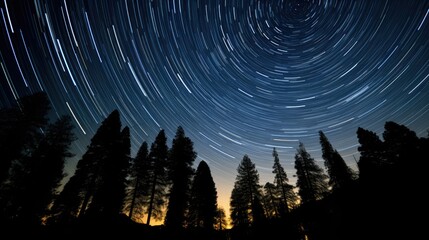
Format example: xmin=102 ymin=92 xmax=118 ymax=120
xmin=1 ymin=0 xmax=428 ymax=227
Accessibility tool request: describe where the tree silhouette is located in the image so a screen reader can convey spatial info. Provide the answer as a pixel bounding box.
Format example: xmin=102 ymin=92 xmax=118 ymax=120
xmin=215 ymin=207 xmax=227 ymax=231
xmin=271 ymin=148 xmax=296 ymax=216
xmin=354 ymin=121 xmax=428 ymax=239
xmin=356 ymin=127 xmax=386 ymax=184
xmin=4 ymin=90 xmax=427 ymax=240
xmin=383 ymin=121 xmax=421 ymax=170
xmin=79 ymin=110 xmax=122 ymax=219
xmin=230 ymin=182 xmax=250 ymax=228
xmin=230 ymin=155 xmax=262 ymax=228
xmin=126 ymin=141 xmax=150 ymax=222
xmin=1 ymin=115 xmax=75 ymax=225
xmin=187 ymin=160 xmax=218 ymax=229
xmin=0 ymin=92 xmax=50 ymax=185
xmin=164 ymin=126 xmax=196 ymax=229
xmin=382 ymin=121 xmax=427 ymax=239
xmin=262 ymin=182 xmax=279 ymax=219
xmin=319 ymin=131 xmax=356 ymax=190
xmin=294 ymin=142 xmax=329 ymax=203
xmin=50 ymin=110 xmax=129 ymax=223
xmin=146 ymin=129 xmax=169 ymax=225
xmin=24 ymin=116 xmax=75 ymax=224
xmin=48 ymin=167 xmax=83 ymax=224
xmin=86 ymin=119 xmax=130 ymax=221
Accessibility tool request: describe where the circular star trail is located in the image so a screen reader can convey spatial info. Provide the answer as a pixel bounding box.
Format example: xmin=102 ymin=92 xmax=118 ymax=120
xmin=1 ymin=0 xmax=429 ymax=219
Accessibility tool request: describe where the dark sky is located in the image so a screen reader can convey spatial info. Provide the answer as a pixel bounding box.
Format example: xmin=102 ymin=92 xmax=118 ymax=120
xmin=1 ymin=0 xmax=428 ymax=221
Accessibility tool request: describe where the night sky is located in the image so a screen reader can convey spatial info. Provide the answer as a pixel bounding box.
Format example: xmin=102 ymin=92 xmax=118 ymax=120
xmin=1 ymin=0 xmax=428 ymax=223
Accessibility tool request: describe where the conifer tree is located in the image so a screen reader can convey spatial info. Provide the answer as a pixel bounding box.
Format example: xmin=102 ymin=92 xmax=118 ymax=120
xmin=356 ymin=127 xmax=385 ymax=184
xmin=78 ymin=110 xmax=123 ymax=219
xmin=230 ymin=155 xmax=262 ymax=228
xmin=51 ymin=110 xmax=129 ymax=222
xmin=126 ymin=141 xmax=150 ymax=221
xmin=0 ymin=92 xmax=50 ymax=185
xmin=165 ymin=126 xmax=196 ymax=229
xmin=319 ymin=131 xmax=356 ymax=190
xmin=2 ymin=115 xmax=75 ymax=224
xmin=188 ymin=160 xmax=218 ymax=229
xmin=294 ymin=142 xmax=329 ymax=203
xmin=262 ymin=182 xmax=279 ymax=219
xmin=94 ymin=126 xmax=130 ymax=217
xmin=272 ymin=148 xmax=296 ymax=215
xmin=146 ymin=129 xmax=169 ymax=225
xmin=230 ymin=182 xmax=249 ymax=228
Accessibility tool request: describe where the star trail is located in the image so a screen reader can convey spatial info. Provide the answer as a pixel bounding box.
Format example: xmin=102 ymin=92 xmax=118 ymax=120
xmin=1 ymin=0 xmax=429 ymax=222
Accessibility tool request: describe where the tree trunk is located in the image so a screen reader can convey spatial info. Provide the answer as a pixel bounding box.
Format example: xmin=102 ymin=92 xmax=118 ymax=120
xmin=128 ymin=179 xmax=139 ymax=219
xmin=78 ymin=175 xmax=96 ymax=218
xmin=146 ymin=173 xmax=157 ymax=225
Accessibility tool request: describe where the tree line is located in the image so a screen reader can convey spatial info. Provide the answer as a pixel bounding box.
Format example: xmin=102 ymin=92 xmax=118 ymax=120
xmin=228 ymin=121 xmax=427 ymax=240
xmin=0 ymin=92 xmax=223 ymax=237
xmin=1 ymin=91 xmax=427 ymax=240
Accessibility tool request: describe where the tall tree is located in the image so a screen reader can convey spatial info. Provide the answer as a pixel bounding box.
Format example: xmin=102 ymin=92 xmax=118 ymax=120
xmin=48 ymin=169 xmax=83 ymax=224
xmin=1 ymin=92 xmax=51 ymax=223
xmin=126 ymin=141 xmax=150 ymax=222
xmin=355 ymin=122 xmax=428 ymax=239
xmin=230 ymin=155 xmax=263 ymax=228
xmin=187 ymin=160 xmax=218 ymax=229
xmin=1 ymin=115 xmax=75 ymax=224
xmin=50 ymin=110 xmax=127 ymax=222
xmin=164 ymin=126 xmax=196 ymax=229
xmin=0 ymin=92 xmax=50 ymax=185
xmin=86 ymin=125 xmax=130 ymax=220
xmin=294 ymin=142 xmax=329 ymax=203
xmin=319 ymin=131 xmax=356 ymax=190
xmin=146 ymin=129 xmax=169 ymax=225
xmin=262 ymin=182 xmax=279 ymax=219
xmin=77 ymin=110 xmax=122 ymax=219
xmin=381 ymin=121 xmax=425 ymax=210
xmin=356 ymin=127 xmax=386 ymax=184
xmin=230 ymin=182 xmax=249 ymax=228
xmin=271 ymin=148 xmax=296 ymax=215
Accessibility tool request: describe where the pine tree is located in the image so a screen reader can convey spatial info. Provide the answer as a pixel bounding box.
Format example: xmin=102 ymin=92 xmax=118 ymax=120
xmin=78 ymin=110 xmax=122 ymax=219
xmin=383 ymin=122 xmax=426 ymax=232
xmin=165 ymin=126 xmax=196 ymax=229
xmin=188 ymin=160 xmax=218 ymax=229
xmin=319 ymin=131 xmax=356 ymax=190
xmin=0 ymin=92 xmax=50 ymax=185
xmin=50 ymin=110 xmax=128 ymax=222
xmin=356 ymin=127 xmax=386 ymax=184
xmin=2 ymin=115 xmax=75 ymax=224
xmin=126 ymin=141 xmax=150 ymax=222
xmin=86 ymin=124 xmax=130 ymax=220
xmin=117 ymin=127 xmax=131 ymax=213
xmin=230 ymin=182 xmax=249 ymax=228
xmin=24 ymin=116 xmax=75 ymax=224
xmin=262 ymin=182 xmax=279 ymax=219
xmin=110 ymin=127 xmax=132 ymax=216
xmin=272 ymin=148 xmax=296 ymax=215
xmin=146 ymin=129 xmax=169 ymax=225
xmin=230 ymin=155 xmax=263 ymax=228
xmin=355 ymin=122 xmax=427 ymax=239
xmin=48 ymin=170 xmax=83 ymax=224
xmin=294 ymin=142 xmax=329 ymax=203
